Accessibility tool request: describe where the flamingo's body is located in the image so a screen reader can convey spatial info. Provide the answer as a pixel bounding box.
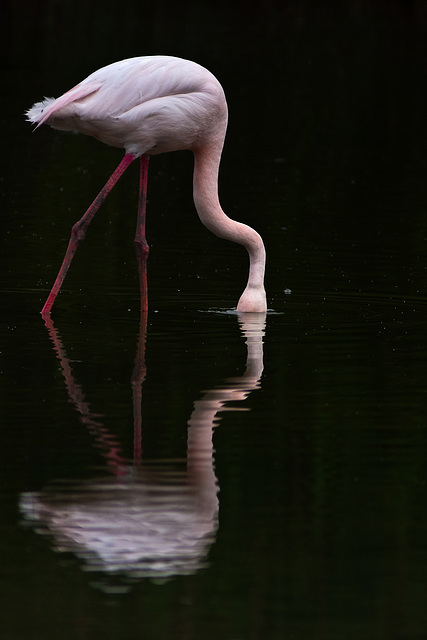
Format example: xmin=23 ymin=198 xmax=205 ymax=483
xmin=26 ymin=56 xmax=267 ymax=314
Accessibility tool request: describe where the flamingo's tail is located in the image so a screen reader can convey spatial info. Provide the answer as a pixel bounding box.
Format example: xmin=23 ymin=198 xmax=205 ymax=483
xmin=25 ymin=98 xmax=56 ymax=126
xmin=25 ymin=82 xmax=101 ymax=129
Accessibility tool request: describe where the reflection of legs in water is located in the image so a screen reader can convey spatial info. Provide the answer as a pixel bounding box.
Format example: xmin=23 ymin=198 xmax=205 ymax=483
xmin=43 ymin=315 xmax=128 ymax=475
xmin=43 ymin=311 xmax=265 ymax=477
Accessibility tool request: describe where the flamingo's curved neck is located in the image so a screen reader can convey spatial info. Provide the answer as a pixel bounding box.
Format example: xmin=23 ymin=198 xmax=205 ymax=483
xmin=192 ymin=144 xmax=266 ymax=309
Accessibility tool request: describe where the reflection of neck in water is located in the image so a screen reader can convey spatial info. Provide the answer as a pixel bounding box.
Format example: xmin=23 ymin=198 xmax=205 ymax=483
xmin=20 ymin=312 xmax=266 ymax=583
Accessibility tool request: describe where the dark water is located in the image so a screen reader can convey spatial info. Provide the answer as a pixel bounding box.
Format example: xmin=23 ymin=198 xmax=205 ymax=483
xmin=2 ymin=1 xmax=427 ymax=638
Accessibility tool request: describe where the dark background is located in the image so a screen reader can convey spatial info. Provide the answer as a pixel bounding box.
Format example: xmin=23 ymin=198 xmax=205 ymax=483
xmin=2 ymin=2 xmax=427 ymax=639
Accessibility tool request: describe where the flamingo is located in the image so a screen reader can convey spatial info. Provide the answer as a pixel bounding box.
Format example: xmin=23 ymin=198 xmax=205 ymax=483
xmin=26 ymin=56 xmax=267 ymax=315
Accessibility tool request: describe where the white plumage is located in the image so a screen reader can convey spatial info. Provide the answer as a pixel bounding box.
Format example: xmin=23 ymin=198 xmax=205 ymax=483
xmin=26 ymin=56 xmax=227 ymax=156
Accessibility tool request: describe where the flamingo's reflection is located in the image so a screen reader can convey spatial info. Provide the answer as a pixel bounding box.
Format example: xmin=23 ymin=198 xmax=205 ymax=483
xmin=20 ymin=312 xmax=266 ymax=582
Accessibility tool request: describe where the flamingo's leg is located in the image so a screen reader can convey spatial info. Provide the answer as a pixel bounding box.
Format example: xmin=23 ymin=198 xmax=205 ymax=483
xmin=134 ymin=154 xmax=150 ymax=312
xmin=41 ymin=153 xmax=136 ymax=317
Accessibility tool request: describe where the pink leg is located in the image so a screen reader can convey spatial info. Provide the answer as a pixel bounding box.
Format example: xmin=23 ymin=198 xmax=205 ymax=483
xmin=134 ymin=154 xmax=150 ymax=312
xmin=41 ymin=153 xmax=136 ymax=317
xmin=131 ymin=309 xmax=148 ymax=465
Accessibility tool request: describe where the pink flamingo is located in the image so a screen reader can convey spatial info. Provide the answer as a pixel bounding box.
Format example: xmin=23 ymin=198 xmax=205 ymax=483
xmin=26 ymin=56 xmax=267 ymax=315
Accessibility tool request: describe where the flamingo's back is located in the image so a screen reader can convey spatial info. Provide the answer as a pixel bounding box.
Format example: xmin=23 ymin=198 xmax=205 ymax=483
xmin=26 ymin=56 xmax=228 ymax=157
